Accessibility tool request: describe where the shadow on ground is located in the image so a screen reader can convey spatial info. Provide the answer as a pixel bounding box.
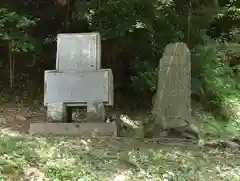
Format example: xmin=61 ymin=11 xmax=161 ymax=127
xmin=0 ymin=103 xmax=239 ymax=180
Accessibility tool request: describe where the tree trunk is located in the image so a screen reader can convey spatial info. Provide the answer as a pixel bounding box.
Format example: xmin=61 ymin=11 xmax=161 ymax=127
xmin=8 ymin=43 xmax=15 ymax=89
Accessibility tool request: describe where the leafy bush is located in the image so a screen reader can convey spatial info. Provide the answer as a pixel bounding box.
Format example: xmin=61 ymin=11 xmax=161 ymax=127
xmin=192 ymin=35 xmax=240 ymax=123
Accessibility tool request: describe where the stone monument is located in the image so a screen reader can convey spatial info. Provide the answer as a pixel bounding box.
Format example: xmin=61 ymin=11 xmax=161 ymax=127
xmin=29 ymin=32 xmax=116 ymax=136
xmin=152 ymin=43 xmax=198 ymax=139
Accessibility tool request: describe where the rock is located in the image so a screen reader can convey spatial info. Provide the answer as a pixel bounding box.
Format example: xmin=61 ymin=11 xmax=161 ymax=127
xmin=182 ymin=124 xmax=200 ymax=139
xmin=223 ymin=140 xmax=240 ymax=150
xmin=152 ymin=43 xmax=191 ymax=131
xmin=231 ymin=137 xmax=240 ymax=144
xmin=24 ymin=167 xmax=45 ymax=181
xmin=204 ymin=139 xmax=240 ymax=151
xmin=15 ymin=115 xmax=27 ymax=121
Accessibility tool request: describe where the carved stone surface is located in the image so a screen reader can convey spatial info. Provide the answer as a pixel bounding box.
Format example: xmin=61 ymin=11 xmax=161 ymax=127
xmin=47 ymin=102 xmax=67 ymax=122
xmin=153 ymin=43 xmax=191 ymax=129
xmin=42 ymin=32 xmax=114 ymax=127
xmin=56 ymin=33 xmax=101 ymax=71
xmin=44 ymin=69 xmax=114 ymax=106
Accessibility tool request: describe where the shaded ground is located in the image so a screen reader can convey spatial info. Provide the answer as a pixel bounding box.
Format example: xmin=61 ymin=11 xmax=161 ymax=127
xmin=0 ymin=103 xmax=239 ymax=180
xmin=0 ymin=103 xmax=45 ymax=134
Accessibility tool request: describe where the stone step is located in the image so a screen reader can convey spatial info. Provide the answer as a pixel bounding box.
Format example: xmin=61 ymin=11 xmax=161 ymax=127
xmin=29 ymin=122 xmax=117 ymax=137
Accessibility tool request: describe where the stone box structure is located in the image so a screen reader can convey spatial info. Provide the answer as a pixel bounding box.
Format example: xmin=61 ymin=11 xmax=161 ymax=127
xmin=56 ymin=33 xmax=101 ymax=71
xmin=44 ymin=69 xmax=114 ymax=106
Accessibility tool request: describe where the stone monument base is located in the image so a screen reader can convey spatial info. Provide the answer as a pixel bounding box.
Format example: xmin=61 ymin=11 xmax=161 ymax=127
xmin=29 ymin=122 xmax=117 ymax=137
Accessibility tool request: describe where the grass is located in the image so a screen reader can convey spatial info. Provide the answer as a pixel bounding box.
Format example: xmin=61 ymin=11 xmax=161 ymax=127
xmin=0 ymin=128 xmax=239 ymax=181
xmin=0 ymin=77 xmax=239 ymax=180
xmin=194 ymin=111 xmax=240 ymax=139
xmin=0 ymin=95 xmax=239 ymax=181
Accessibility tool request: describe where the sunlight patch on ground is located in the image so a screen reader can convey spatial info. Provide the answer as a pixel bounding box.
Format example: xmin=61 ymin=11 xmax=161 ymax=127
xmin=110 ymin=170 xmax=132 ymax=181
xmin=0 ymin=127 xmax=239 ymax=180
xmin=217 ymin=165 xmax=240 ymax=180
xmin=1 ymin=128 xmax=22 ymax=137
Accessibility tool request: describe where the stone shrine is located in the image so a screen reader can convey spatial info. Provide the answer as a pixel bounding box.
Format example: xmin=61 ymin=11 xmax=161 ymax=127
xmin=29 ymin=32 xmax=116 ymax=136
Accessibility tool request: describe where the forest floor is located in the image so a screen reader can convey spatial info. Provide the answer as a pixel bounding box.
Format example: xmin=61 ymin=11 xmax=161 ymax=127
xmin=0 ymin=102 xmax=239 ymax=181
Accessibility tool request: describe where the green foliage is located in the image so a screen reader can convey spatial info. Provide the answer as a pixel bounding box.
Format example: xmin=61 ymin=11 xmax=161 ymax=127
xmin=0 ymin=0 xmax=239 ymax=145
xmin=209 ymin=0 xmax=240 ymax=37
xmin=0 ymin=8 xmax=37 ymax=53
xmin=192 ymin=35 xmax=240 ymax=122
xmin=0 ymin=131 xmax=40 ymax=179
xmin=122 ymin=147 xmax=240 ymax=180
xmin=85 ymin=0 xmax=219 ymax=93
xmin=0 ymin=0 xmax=239 ymax=96
xmin=87 ymin=0 xmax=155 ymax=39
xmin=195 ymin=111 xmax=240 ymax=138
xmin=0 ymin=129 xmax=239 ymax=180
xmin=131 ymin=60 xmax=158 ymax=92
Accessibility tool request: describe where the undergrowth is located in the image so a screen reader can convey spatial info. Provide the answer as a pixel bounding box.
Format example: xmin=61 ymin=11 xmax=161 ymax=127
xmin=192 ymin=36 xmax=240 ymax=126
xmin=0 ymin=35 xmax=239 ymax=180
xmin=0 ymin=128 xmax=239 ymax=181
xmin=194 ymin=111 xmax=240 ymax=139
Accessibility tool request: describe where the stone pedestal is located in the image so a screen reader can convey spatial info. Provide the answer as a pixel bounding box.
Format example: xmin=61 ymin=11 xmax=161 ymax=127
xmin=29 ymin=122 xmax=117 ymax=137
xmin=37 ymin=32 xmax=115 ymax=137
xmin=44 ymin=69 xmax=113 ymax=106
xmin=86 ymin=100 xmax=106 ymax=122
xmin=47 ymin=102 xmax=66 ymax=122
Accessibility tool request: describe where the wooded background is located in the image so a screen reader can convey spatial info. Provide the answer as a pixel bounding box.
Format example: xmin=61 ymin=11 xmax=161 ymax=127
xmin=0 ymin=0 xmax=239 ymax=113
xmin=0 ymin=2 xmax=240 ymax=179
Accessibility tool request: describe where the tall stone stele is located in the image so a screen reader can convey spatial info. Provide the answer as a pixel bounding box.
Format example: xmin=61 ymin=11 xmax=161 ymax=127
xmin=152 ymin=42 xmax=197 ymax=137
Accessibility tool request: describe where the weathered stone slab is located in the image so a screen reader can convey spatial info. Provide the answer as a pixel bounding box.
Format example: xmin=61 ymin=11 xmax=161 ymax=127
xmin=47 ymin=102 xmax=67 ymax=122
xmin=56 ymin=33 xmax=101 ymax=71
xmin=29 ymin=122 xmax=117 ymax=137
xmin=153 ymin=43 xmax=191 ymax=129
xmin=86 ymin=100 xmax=106 ymax=122
xmin=44 ymin=69 xmax=114 ymax=106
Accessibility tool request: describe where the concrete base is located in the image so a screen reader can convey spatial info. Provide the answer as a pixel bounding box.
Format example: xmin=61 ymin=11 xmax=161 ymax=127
xmin=29 ymin=122 xmax=117 ymax=137
xmin=46 ymin=100 xmax=106 ymax=123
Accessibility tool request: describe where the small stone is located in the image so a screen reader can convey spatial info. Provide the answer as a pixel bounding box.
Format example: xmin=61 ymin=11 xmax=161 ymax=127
xmin=224 ymin=140 xmax=240 ymax=150
xmin=15 ymin=115 xmax=27 ymax=121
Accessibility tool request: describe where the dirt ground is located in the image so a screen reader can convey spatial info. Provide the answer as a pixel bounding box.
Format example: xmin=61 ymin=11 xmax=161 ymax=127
xmin=0 ymin=103 xmax=45 ymax=133
xmin=0 ymin=103 xmax=149 ymax=135
xmin=0 ymin=103 xmax=239 ymax=181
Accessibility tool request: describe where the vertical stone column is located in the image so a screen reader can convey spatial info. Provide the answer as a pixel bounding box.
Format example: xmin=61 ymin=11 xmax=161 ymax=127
xmin=86 ymin=100 xmax=106 ymax=122
xmin=153 ymin=43 xmax=191 ymax=129
xmin=47 ymin=102 xmax=67 ymax=122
